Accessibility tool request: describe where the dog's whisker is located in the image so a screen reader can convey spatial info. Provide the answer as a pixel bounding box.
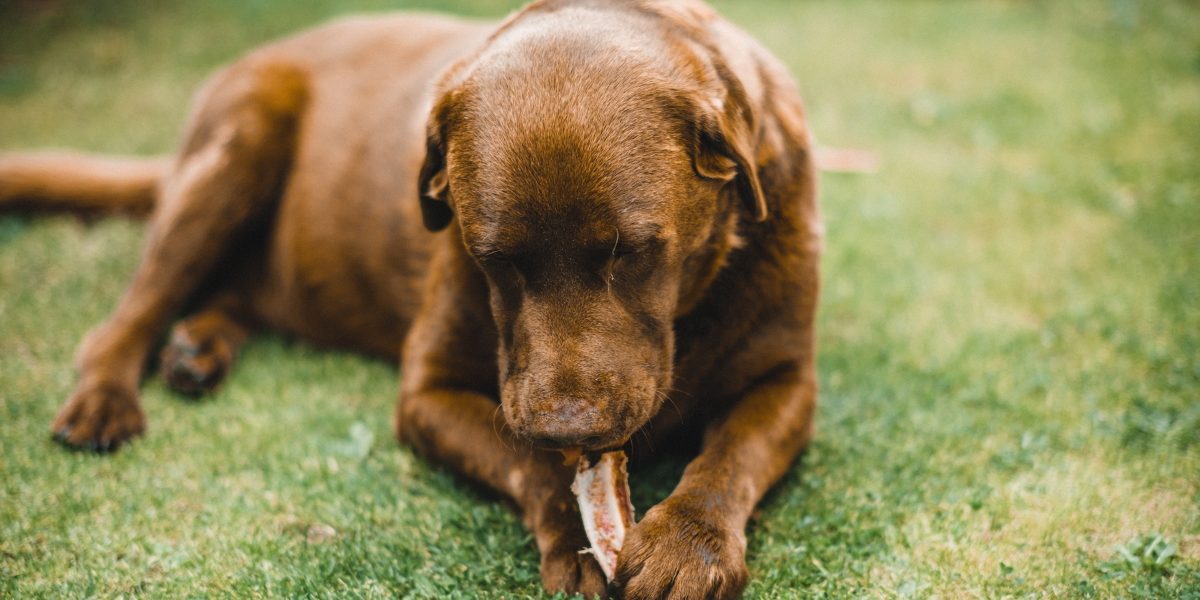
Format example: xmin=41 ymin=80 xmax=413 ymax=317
xmin=665 ymin=386 xmax=694 ymax=399
xmin=638 ymin=426 xmax=654 ymax=453
xmin=654 ymin=389 xmax=683 ymax=420
xmin=490 ymin=403 xmax=516 ymax=453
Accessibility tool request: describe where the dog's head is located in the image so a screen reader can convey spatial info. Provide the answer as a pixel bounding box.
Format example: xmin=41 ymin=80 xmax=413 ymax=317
xmin=417 ymin=8 xmax=764 ymax=451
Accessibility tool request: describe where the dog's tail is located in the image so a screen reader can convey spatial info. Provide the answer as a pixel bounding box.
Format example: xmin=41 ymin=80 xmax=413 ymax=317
xmin=0 ymin=151 xmax=170 ymax=218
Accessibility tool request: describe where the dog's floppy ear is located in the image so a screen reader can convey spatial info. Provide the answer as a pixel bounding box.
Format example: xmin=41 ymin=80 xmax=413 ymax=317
xmin=417 ymin=90 xmax=458 ymax=232
xmin=690 ymin=65 xmax=768 ymax=222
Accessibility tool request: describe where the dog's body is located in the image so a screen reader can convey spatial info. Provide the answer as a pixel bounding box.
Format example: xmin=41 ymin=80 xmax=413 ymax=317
xmin=1 ymin=1 xmax=820 ymax=597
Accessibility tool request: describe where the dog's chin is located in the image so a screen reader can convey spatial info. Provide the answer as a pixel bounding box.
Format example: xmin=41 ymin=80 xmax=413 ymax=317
xmin=517 ymin=428 xmax=636 ymax=454
xmin=561 ymin=433 xmax=634 ymax=455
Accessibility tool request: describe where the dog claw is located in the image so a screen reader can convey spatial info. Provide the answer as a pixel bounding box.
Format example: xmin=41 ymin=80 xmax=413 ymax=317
xmin=51 ymin=431 xmax=86 ymax=452
xmin=63 ymin=437 xmax=119 ymax=454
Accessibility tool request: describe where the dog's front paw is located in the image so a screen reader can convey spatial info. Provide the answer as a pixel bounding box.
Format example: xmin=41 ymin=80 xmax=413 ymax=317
xmin=51 ymin=381 xmax=145 ymax=452
xmin=538 ymin=525 xmax=609 ymax=598
xmin=614 ymin=497 xmax=748 ymax=600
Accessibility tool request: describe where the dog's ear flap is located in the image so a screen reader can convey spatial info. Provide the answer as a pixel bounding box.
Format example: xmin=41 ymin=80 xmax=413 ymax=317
xmin=418 ymin=91 xmax=457 ymax=232
xmin=691 ymin=72 xmax=768 ymax=222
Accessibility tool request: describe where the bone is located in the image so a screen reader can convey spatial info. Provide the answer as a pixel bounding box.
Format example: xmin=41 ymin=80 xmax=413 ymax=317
xmin=571 ymin=450 xmax=635 ymax=581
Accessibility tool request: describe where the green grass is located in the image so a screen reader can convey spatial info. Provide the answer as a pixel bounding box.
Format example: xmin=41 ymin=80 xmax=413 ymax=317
xmin=2 ymin=0 xmax=1198 ymax=597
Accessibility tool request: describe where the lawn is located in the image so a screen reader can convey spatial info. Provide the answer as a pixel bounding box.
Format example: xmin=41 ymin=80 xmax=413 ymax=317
xmin=1 ymin=0 xmax=1198 ymax=597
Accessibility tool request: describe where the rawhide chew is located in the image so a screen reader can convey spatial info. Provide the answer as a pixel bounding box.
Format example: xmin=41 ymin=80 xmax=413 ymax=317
xmin=571 ymin=450 xmax=635 ymax=581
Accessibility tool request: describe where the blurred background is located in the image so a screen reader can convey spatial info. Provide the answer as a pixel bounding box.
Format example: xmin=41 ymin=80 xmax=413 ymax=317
xmin=1 ymin=0 xmax=1197 ymax=597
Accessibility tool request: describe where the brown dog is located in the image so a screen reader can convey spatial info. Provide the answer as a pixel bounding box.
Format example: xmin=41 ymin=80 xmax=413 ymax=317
xmin=0 ymin=1 xmax=820 ymax=597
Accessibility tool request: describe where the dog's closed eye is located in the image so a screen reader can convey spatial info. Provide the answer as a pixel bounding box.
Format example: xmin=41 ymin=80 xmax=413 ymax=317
xmin=477 ymin=250 xmax=516 ymax=264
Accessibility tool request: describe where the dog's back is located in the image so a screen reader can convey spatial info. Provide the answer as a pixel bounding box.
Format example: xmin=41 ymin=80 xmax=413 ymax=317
xmin=0 ymin=14 xmax=493 ymax=356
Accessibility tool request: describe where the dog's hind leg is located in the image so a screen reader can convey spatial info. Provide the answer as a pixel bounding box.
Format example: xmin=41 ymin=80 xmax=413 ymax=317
xmin=51 ymin=62 xmax=307 ymax=451
xmin=159 ymin=292 xmax=254 ymax=397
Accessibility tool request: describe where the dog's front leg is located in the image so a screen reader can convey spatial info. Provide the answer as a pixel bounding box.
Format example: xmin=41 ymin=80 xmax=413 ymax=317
xmin=398 ymin=386 xmax=606 ymax=595
xmin=615 ymin=363 xmax=817 ymax=600
xmin=395 ymin=232 xmax=607 ymax=597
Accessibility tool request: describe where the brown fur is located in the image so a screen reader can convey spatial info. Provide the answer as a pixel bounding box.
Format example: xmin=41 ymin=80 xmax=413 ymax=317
xmin=0 ymin=2 xmax=820 ymax=597
xmin=0 ymin=152 xmax=167 ymax=217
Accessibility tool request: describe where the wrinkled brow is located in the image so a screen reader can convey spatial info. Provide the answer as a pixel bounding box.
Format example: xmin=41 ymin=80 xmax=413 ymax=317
xmin=463 ymin=216 xmax=666 ymax=257
xmin=611 ymin=220 xmax=666 ymax=250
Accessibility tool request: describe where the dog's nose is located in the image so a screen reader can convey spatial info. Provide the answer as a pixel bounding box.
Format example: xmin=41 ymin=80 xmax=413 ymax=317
xmin=524 ymin=400 xmax=613 ymax=450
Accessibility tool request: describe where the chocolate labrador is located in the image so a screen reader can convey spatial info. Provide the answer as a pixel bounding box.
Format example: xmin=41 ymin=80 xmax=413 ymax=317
xmin=0 ymin=0 xmax=820 ymax=597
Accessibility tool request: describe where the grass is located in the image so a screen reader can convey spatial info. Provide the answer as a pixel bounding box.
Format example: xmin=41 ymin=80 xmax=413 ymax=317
xmin=2 ymin=0 xmax=1198 ymax=597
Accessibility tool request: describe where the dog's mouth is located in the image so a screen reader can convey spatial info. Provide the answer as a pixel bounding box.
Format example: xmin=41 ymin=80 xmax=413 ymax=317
xmin=555 ymin=438 xmax=632 ymax=466
xmin=531 ymin=432 xmax=632 ymax=456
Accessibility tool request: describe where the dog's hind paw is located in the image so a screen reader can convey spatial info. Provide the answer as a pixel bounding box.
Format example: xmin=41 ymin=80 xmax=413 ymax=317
xmin=160 ymin=322 xmax=235 ymax=397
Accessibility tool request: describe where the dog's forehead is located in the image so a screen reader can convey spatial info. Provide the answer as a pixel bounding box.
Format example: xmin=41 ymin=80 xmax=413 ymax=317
xmin=446 ymin=11 xmax=713 ymax=254
xmin=451 ymin=93 xmax=690 ymax=246
xmin=456 ymin=179 xmax=670 ymax=255
xmin=449 ymin=97 xmax=691 ymax=255
xmin=451 ymin=9 xmax=697 ymax=158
